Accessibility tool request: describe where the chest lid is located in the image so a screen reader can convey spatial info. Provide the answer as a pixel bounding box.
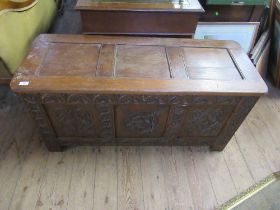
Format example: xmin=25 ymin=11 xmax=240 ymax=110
xmin=11 ymin=34 xmax=267 ymax=96
xmin=75 ymin=0 xmax=204 ymax=11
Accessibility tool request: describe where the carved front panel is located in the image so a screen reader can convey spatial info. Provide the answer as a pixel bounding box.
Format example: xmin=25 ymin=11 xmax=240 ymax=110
xmin=45 ymin=104 xmax=100 ymax=137
xmin=115 ymin=105 xmax=169 ymax=138
xmin=38 ymin=94 xmax=248 ymax=147
xmin=180 ymin=105 xmax=235 ymax=137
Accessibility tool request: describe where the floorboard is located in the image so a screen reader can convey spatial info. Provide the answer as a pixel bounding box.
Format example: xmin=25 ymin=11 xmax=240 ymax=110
xmin=8 ymin=139 xmax=49 ymax=210
xmin=117 ymin=147 xmax=145 ymax=210
xmin=162 ymin=147 xmax=194 ymax=210
xmin=35 ymin=149 xmax=75 ymax=210
xmin=203 ymin=148 xmax=237 ymax=205
xmin=93 ymin=147 xmax=118 ymax=210
xmin=67 ymin=147 xmax=96 ymax=210
xmin=140 ymin=147 xmax=169 ymax=210
xmin=222 ymin=138 xmax=255 ymax=193
xmin=235 ymin=121 xmax=273 ymax=182
xmin=184 ymin=147 xmax=218 ymax=210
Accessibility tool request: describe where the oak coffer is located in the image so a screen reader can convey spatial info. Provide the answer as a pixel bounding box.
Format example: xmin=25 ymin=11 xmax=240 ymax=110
xmin=10 ymin=34 xmax=267 ymax=152
xmin=75 ymin=0 xmax=204 ymax=36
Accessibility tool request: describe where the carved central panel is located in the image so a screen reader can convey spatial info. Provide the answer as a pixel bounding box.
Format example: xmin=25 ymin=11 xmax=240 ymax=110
xmin=115 ymin=104 xmax=169 ymax=138
xmin=125 ymin=111 xmax=159 ymax=135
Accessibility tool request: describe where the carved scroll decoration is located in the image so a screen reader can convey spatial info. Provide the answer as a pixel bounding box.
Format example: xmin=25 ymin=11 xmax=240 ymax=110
xmin=164 ymin=105 xmax=186 ymax=137
xmin=96 ymin=104 xmax=115 ymax=138
xmin=41 ymin=94 xmax=193 ymax=105
xmin=41 ymin=94 xmax=115 ymax=104
xmin=41 ymin=94 xmax=239 ymax=105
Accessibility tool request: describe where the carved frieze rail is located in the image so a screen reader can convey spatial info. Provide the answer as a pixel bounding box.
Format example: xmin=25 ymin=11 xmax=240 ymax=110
xmin=40 ymin=93 xmax=240 ymax=105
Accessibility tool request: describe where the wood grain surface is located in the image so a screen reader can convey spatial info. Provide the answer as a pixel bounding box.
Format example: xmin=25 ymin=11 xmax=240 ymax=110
xmin=11 ymin=34 xmax=267 ymax=96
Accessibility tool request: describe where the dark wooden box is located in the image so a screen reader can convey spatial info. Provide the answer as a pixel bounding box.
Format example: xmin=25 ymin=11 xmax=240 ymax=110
xmin=10 ymin=34 xmax=267 ymax=152
xmin=75 ymin=0 xmax=204 ymax=36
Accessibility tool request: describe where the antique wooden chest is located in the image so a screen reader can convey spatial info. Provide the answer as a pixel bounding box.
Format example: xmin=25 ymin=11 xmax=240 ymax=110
xmin=10 ymin=34 xmax=267 ymax=152
xmin=75 ymin=0 xmax=204 ymax=36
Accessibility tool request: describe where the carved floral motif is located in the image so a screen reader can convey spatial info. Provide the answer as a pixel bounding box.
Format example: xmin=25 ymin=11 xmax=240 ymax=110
xmin=125 ymin=111 xmax=159 ymax=134
xmin=187 ymin=107 xmax=225 ymax=136
xmin=53 ymin=108 xmax=95 ymax=134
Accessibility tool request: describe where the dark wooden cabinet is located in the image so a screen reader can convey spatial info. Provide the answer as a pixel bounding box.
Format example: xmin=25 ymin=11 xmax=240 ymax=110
xmin=198 ymin=0 xmax=265 ymax=22
xmin=10 ymin=34 xmax=267 ymax=152
xmin=76 ymin=0 xmax=204 ymax=36
xmin=200 ymin=5 xmax=264 ymax=22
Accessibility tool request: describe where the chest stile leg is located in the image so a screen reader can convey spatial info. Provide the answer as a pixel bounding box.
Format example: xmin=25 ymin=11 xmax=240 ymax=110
xmin=22 ymin=94 xmax=62 ymax=152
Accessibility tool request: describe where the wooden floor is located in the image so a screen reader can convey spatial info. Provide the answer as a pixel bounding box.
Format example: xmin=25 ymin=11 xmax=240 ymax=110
xmin=0 ymin=80 xmax=279 ymax=210
xmin=1 ymin=0 xmax=280 ymax=209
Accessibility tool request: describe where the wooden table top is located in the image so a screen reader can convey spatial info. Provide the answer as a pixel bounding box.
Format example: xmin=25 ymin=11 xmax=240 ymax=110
xmin=75 ymin=0 xmax=204 ymax=11
xmin=11 ymin=34 xmax=267 ymax=96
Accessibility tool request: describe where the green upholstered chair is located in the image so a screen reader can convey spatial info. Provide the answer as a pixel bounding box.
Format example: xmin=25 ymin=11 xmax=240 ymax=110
xmin=0 ymin=0 xmax=57 ymax=83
